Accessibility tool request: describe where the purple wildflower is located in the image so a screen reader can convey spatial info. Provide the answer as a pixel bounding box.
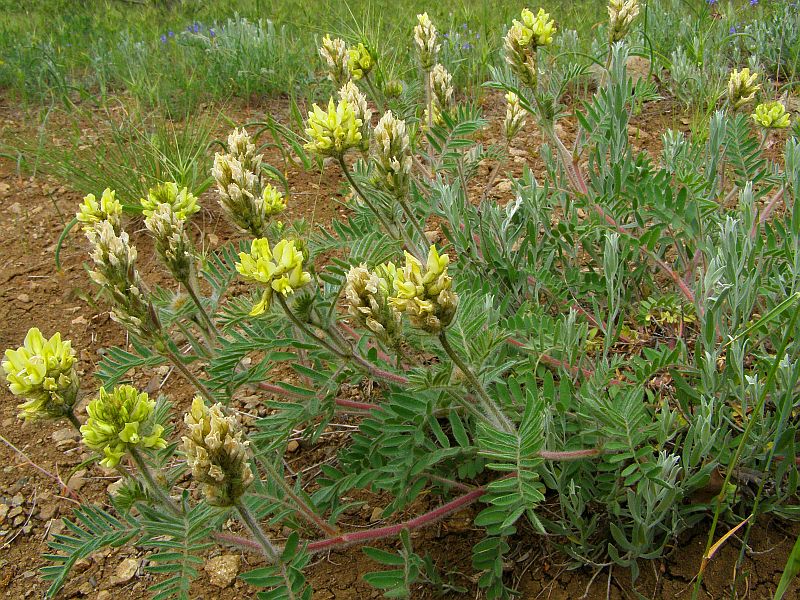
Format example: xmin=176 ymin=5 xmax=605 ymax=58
xmin=209 ymin=28 xmax=216 ymax=38
xmin=160 ymin=34 xmax=167 ymax=43
xmin=462 ymin=42 xmax=472 ymax=50
xmin=168 ymin=30 xmax=175 ymax=38
xmin=749 ymin=0 xmax=758 ymax=5
xmin=730 ymin=25 xmax=737 ymax=34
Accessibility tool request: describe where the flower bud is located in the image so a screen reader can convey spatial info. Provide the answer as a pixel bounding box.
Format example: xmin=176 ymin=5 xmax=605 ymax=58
xmin=414 ymin=13 xmax=440 ymax=70
xmin=504 ymin=91 xmax=527 ymax=141
xmin=348 ymin=43 xmax=374 ymax=80
xmin=608 ymin=0 xmax=639 ymax=43
xmin=372 ymin=111 xmax=412 ymax=195
xmin=319 ymin=35 xmax=350 ymax=87
xmin=80 ymin=385 xmax=166 ymax=468
xmin=504 ymin=23 xmax=537 ymax=87
xmin=430 ymin=64 xmax=453 ymax=111
xmin=77 ymin=188 xmax=122 ymax=234
xmin=752 ymin=101 xmax=791 ymax=129
xmin=182 ymin=397 xmax=254 ymax=506
xmin=727 ymin=68 xmax=760 ymax=110
xmin=144 ymin=203 xmax=193 ymax=283
xmin=3 ymin=328 xmax=79 ymax=421
xmin=87 ymin=221 xmax=159 ymax=339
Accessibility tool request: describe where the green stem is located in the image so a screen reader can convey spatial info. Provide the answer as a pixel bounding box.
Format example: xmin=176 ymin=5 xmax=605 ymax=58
xmin=397 ymin=196 xmax=428 ymax=257
xmin=130 ymin=448 xmax=181 ymax=516
xmin=162 ymin=345 xmax=215 ymax=404
xmin=254 ymin=452 xmax=339 ymax=536
xmin=438 ymin=331 xmax=515 ymax=434
xmin=185 ymin=282 xmax=219 ymax=345
xmin=235 ymin=500 xmax=281 ymax=563
xmin=277 ymin=295 xmax=349 ymax=359
xmin=362 ymin=72 xmax=385 ymax=113
xmin=66 ymin=410 xmax=81 ymax=431
xmin=338 ymin=156 xmax=398 ymax=239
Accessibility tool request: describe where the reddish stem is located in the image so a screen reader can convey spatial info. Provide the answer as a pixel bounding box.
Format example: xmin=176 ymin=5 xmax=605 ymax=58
xmin=306 ymin=487 xmax=486 ymax=553
xmin=338 ymin=321 xmax=394 ymax=365
xmin=505 ymin=337 xmax=624 ymax=385
xmin=750 ymin=186 xmax=786 ymax=239
xmin=258 ymin=381 xmax=305 ymax=399
xmin=335 ymin=398 xmax=381 ymax=412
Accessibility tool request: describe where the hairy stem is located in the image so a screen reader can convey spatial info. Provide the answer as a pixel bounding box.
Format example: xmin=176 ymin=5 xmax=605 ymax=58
xmin=307 ymin=487 xmax=486 ymax=553
xmin=66 ymin=410 xmax=82 ymax=431
xmin=235 ymin=500 xmax=281 ymax=563
xmin=184 ymin=282 xmax=219 ymax=345
xmin=438 ymin=331 xmax=516 ymax=434
xmin=254 ymin=453 xmax=340 ymax=536
xmin=130 ymin=448 xmax=181 ymax=516
xmin=338 ymin=156 xmax=399 ymax=240
xmin=162 ymin=346 xmax=215 ymax=404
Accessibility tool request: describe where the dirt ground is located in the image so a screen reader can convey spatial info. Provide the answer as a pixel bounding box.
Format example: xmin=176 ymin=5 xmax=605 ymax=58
xmin=1 ymin=90 xmax=798 ymax=600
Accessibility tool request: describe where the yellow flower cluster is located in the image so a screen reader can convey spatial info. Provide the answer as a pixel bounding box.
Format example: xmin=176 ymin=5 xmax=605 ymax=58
xmin=80 ymin=385 xmax=166 ymax=468
xmin=144 ymin=203 xmax=193 ymax=283
xmin=727 ymin=68 xmax=760 ymax=110
xmin=520 ymin=8 xmax=557 ymax=47
xmin=504 ymin=8 xmax=556 ymax=86
xmin=344 ymin=264 xmax=402 ymax=343
xmin=236 ymin=238 xmax=311 ymax=315
xmin=339 ymin=81 xmax=372 ymax=152
xmin=76 ymin=188 xmax=122 ymax=233
xmin=372 ymin=110 xmax=412 ymax=195
xmin=319 ymin=34 xmax=349 ymax=87
xmin=140 ymin=182 xmax=200 ymax=220
xmin=752 ymin=101 xmax=791 ymax=129
xmin=2 ymin=328 xmax=79 ymax=421
xmin=262 ymin=183 xmax=287 ymax=216
xmin=348 ymin=43 xmax=374 ymax=80
xmin=304 ymin=98 xmax=363 ymax=158
xmin=182 ymin=397 xmax=254 ymax=506
xmin=414 ymin=13 xmax=440 ymax=70
xmin=387 ymin=246 xmax=458 ymax=333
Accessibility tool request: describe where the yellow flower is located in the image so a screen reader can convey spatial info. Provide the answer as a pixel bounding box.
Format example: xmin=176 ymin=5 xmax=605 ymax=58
xmin=236 ymin=238 xmax=311 ymax=315
xmin=76 ymin=188 xmax=122 ymax=233
xmin=182 ymin=397 xmax=253 ymax=506
xmin=752 ymin=101 xmax=791 ymax=129
xmin=520 ymin=8 xmax=556 ymax=47
xmin=348 ymin=43 xmax=374 ymax=80
xmin=728 ymin=68 xmax=760 ymax=110
xmin=304 ymin=98 xmax=363 ymax=158
xmin=3 ymin=328 xmax=79 ymax=421
xmin=262 ymin=184 xmax=287 ymax=216
xmin=80 ymin=385 xmax=166 ymax=468
xmin=388 ymin=246 xmax=457 ymax=333
xmin=140 ymin=182 xmax=200 ymax=221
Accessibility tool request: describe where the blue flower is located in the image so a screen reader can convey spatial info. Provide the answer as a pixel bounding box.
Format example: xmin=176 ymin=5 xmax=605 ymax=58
xmin=462 ymin=42 xmax=473 ymax=50
xmin=707 ymin=0 xmax=716 ymax=5
xmin=160 ymin=34 xmax=167 ymax=43
xmin=443 ymin=32 xmax=449 ymax=39
xmin=730 ymin=25 xmax=737 ymax=34
xmin=168 ymin=30 xmax=175 ymax=38
xmin=462 ymin=23 xmax=468 ymax=30
xmin=209 ymin=28 xmax=216 ymax=38
xmin=749 ymin=0 xmax=758 ymax=5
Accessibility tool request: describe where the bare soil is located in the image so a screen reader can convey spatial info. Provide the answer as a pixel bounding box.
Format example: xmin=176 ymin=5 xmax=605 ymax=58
xmin=0 ymin=92 xmax=798 ymax=600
